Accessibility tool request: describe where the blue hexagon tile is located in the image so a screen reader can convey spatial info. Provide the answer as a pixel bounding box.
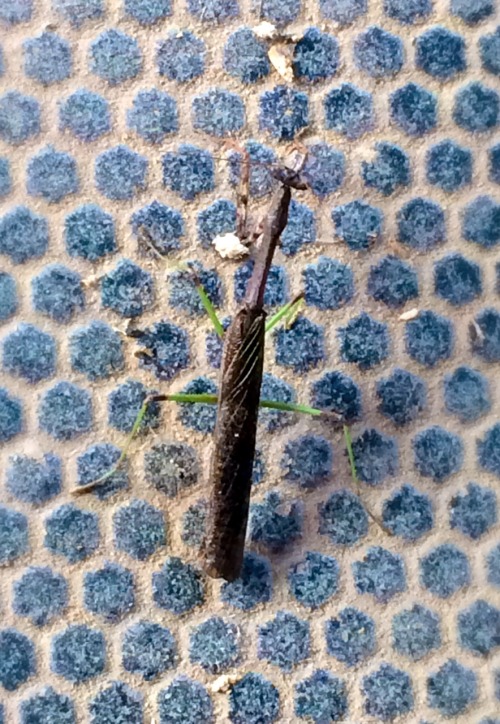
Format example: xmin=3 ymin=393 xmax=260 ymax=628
xmin=0 ymin=1 xmax=499 ymax=721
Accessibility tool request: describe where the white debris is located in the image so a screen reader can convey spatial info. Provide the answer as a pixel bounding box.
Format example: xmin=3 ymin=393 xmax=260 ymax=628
xmin=253 ymin=21 xmax=277 ymax=39
xmin=213 ymin=232 xmax=249 ymax=260
xmin=210 ymin=674 xmax=240 ymax=693
xmin=268 ymin=44 xmax=294 ymax=82
xmin=399 ymin=308 xmax=419 ymax=321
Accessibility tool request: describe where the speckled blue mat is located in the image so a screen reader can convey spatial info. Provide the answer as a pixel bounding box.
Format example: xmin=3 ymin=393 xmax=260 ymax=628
xmin=0 ymin=0 xmax=499 ymax=722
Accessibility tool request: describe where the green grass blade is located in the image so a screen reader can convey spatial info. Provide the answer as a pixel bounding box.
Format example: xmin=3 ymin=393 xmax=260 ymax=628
xmin=265 ymin=296 xmax=304 ymax=333
xmin=196 ymin=283 xmax=224 ymax=338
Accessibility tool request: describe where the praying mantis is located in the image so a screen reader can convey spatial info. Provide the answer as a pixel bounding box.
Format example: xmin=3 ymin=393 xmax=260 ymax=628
xmin=73 ymin=147 xmax=365 ymax=582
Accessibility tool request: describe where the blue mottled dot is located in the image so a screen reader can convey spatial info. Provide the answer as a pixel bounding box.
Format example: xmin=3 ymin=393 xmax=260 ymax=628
xmin=228 ymin=141 xmax=277 ymax=198
xmin=27 ymin=146 xmax=78 ymax=203
xmin=192 ymin=88 xmax=245 ymax=137
xmin=153 ymin=557 xmax=204 ymax=614
xmin=405 ymin=311 xmax=454 ymax=366
xmin=108 ymin=379 xmax=159 ymax=432
xmin=70 ymin=321 xmax=123 ymax=381
xmin=288 ymin=552 xmax=339 ymax=609
xmin=452 ymin=0 xmax=494 ymax=23
xmin=451 ymin=484 xmax=497 ymax=540
xmin=487 ymin=544 xmax=500 ymax=586
xmin=384 ymin=0 xmax=430 ymax=23
xmin=416 ymin=27 xmax=466 ymax=80
xmin=229 ymin=673 xmax=279 ymax=724
xmin=293 ymin=27 xmax=339 ymax=82
xmin=122 ymin=620 xmax=175 ymax=680
xmin=326 ymin=607 xmax=375 ymax=666
xmin=158 ymin=677 xmax=212 ymax=724
xmin=90 ymin=681 xmax=142 ymax=724
xmin=0 ymin=272 xmax=17 ymax=321
xmin=51 ymin=625 xmax=105 ymax=683
xmin=224 ymin=28 xmax=269 ymax=83
xmin=114 ymin=499 xmax=166 ymax=561
xmin=7 ymin=453 xmax=61 ymax=505
xmin=0 ymin=207 xmax=48 ymax=263
xmin=332 ymin=200 xmax=382 ymax=251
xmin=427 ymin=659 xmax=477 ymax=716
xmin=76 ymin=443 xmax=127 ymax=499
xmin=95 ymin=145 xmax=147 ymax=200
xmin=259 ymin=373 xmax=296 ymax=432
xmin=13 ymin=567 xmax=67 ymax=626
xmin=0 ymin=387 xmax=23 ymax=442
xmin=459 ymin=599 xmax=500 ymax=655
xmin=480 ymin=27 xmax=500 ymax=75
xmin=427 ymin=139 xmax=472 ymax=191
xmin=84 ymin=562 xmax=134 ymax=622
xmin=258 ymin=611 xmax=309 ymax=671
xmin=368 ymin=256 xmax=418 ymax=309
xmin=453 ymin=82 xmax=499 ymax=132
xmin=339 ymin=313 xmax=389 ymax=369
xmin=0 ymin=506 xmax=28 ymax=563
xmin=188 ymin=0 xmax=238 ymax=21
xmin=127 ymin=89 xmax=177 ymax=144
xmin=0 ymin=91 xmax=40 ymax=145
xmin=163 ymin=144 xmax=214 ymax=201
xmin=320 ymin=0 xmax=366 ymax=24
xmin=2 ymin=324 xmax=55 ymax=383
xmin=434 ymin=253 xmax=481 ymax=306
xmin=354 ymin=26 xmax=404 ymax=78
xmin=420 ymin=544 xmax=470 ymax=597
xmin=197 ymin=199 xmax=236 ymax=249
xmin=390 ymin=83 xmax=437 ymax=136
xmin=0 ymin=629 xmax=35 ymax=691
xmin=132 ymin=201 xmax=183 ymax=255
xmin=282 ymin=435 xmax=332 ymax=489
xmin=463 ymin=196 xmax=500 ymax=248
xmin=392 ymin=604 xmax=440 ymax=660
xmin=170 ymin=262 xmax=222 ymax=315
xmin=397 ymin=197 xmax=445 ymax=251
xmin=324 ymin=83 xmax=373 ymax=139
xmin=444 ymin=366 xmax=491 ymax=422
xmin=281 ymin=199 xmax=316 ymax=255
xmin=144 ymin=441 xmax=198 ymax=496
xmin=32 ymin=264 xmax=84 ymax=323
xmin=362 ymin=142 xmax=410 ymax=196
xmin=0 ymin=158 xmax=11 ymax=197
xmin=136 ymin=321 xmax=190 ymax=381
xmin=234 ymin=260 xmax=286 ymax=306
xmin=311 ymin=370 xmax=362 ymax=422
xmin=101 ymin=259 xmax=153 ymax=317
xmin=157 ymin=31 xmax=205 ymax=82
xmin=362 ymin=664 xmax=414 ymax=720
xmin=413 ymin=426 xmax=463 ymax=482
xmin=38 ymin=381 xmax=92 ymax=440
xmin=470 ymin=308 xmax=500 ymax=361
xmin=59 ymin=89 xmax=110 ymax=142
xmin=490 ymin=144 xmax=500 ymax=184
xmin=182 ymin=500 xmax=207 ymax=548
xmin=65 ymin=204 xmax=115 ymax=260
xmin=259 ymin=0 xmax=299 ymax=25
xmin=250 ymin=491 xmax=302 ymax=552
xmin=351 ymin=429 xmax=398 ymax=486
xmin=353 ymin=546 xmax=406 ymax=602
xmin=259 ymin=85 xmax=308 ymax=141
xmin=274 ymin=316 xmax=324 ymax=374
xmin=44 ymin=504 xmax=98 ymax=562
xmin=318 ymin=490 xmax=368 ymax=545
xmin=295 ymin=669 xmax=347 ymax=722
xmin=377 ymin=368 xmax=426 ymax=426
xmin=382 ymin=484 xmax=433 ymax=540
xmin=190 ymin=617 xmax=239 ymax=674
xmin=221 ymin=552 xmax=272 ymax=610
xmin=0 ymin=0 xmax=32 ymax=24
xmin=124 ymin=0 xmax=172 ymax=24
xmin=478 ymin=423 xmax=500 ymax=477
xmin=302 ymin=142 xmax=344 ymax=198
xmin=53 ymin=0 xmax=102 ymax=26
xmin=304 ymin=256 xmax=353 ymax=310
xmin=206 ymin=318 xmax=230 ymax=369
xmin=20 ymin=687 xmax=75 ymax=724
xmin=23 ymin=32 xmax=71 ymax=85
xmin=90 ymin=30 xmax=142 ymax=84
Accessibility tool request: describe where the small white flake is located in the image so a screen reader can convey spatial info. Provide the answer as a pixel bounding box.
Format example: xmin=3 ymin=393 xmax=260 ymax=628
xmin=399 ymin=308 xmax=419 ymax=321
xmin=268 ymin=45 xmax=294 ymax=82
xmin=210 ymin=674 xmax=240 ymax=693
xmin=213 ymin=232 xmax=249 ymax=260
xmin=253 ymin=21 xmax=277 ymax=39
